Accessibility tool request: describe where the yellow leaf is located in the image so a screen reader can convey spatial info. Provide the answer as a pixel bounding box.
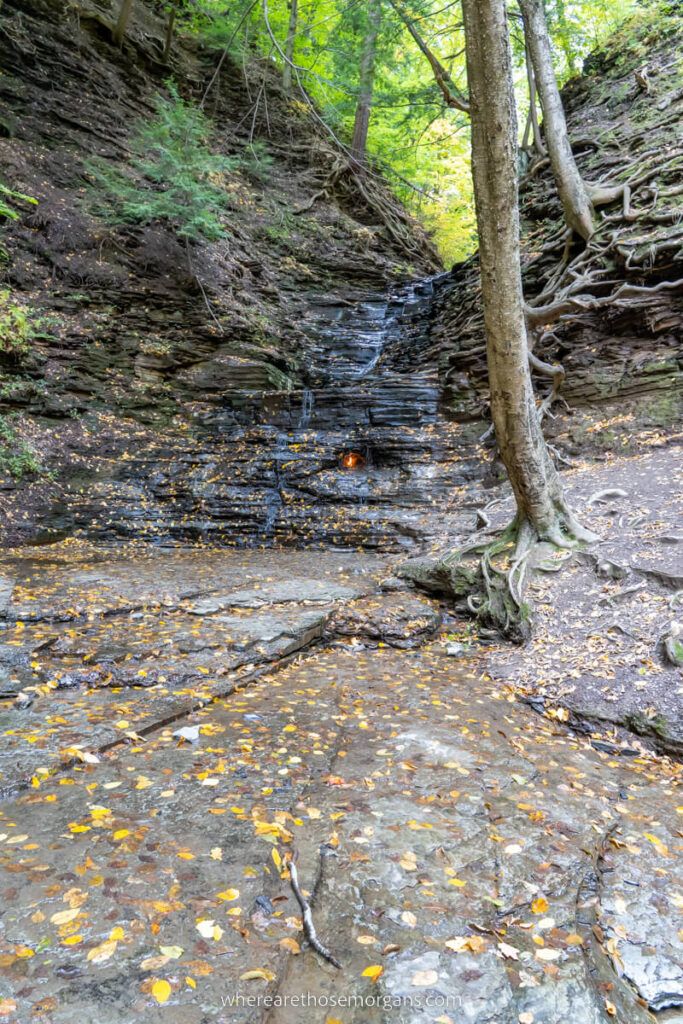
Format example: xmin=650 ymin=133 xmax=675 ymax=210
xmin=279 ymin=937 xmax=300 ymax=954
xmin=185 ymin=976 xmax=196 ymax=989
xmin=159 ymin=945 xmax=183 ymax=959
xmin=87 ymin=939 xmax=117 ymax=964
xmin=356 ymin=934 xmax=377 ymax=945
xmin=240 ymin=968 xmax=276 ymax=981
xmin=217 ymin=889 xmax=239 ymax=902
xmin=62 ymin=934 xmax=83 ymax=946
xmin=136 ymin=776 xmax=153 ymax=790
xmin=531 ymin=897 xmax=549 ymax=914
xmin=210 ymin=847 xmax=223 ymax=861
xmin=196 ymin=919 xmax=224 ymax=941
xmin=361 ymin=965 xmax=384 ymax=982
xmin=151 ymin=979 xmax=172 ymax=1005
xmin=272 ymin=849 xmax=282 ymax=870
xmin=113 ymin=829 xmax=130 ymax=841
xmin=50 ymin=908 xmax=80 ymax=926
xmin=109 ymin=927 xmax=125 ymax=941
xmin=447 ymin=877 xmax=466 ymax=888
xmin=401 ymin=911 xmax=417 ymax=928
xmin=644 ymin=833 xmax=669 ymax=856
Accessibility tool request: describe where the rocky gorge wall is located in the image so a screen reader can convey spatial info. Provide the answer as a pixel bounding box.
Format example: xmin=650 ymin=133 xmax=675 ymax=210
xmin=0 ymin=0 xmax=680 ymax=554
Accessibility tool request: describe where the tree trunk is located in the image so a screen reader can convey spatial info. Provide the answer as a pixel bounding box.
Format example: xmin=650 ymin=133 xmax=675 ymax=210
xmin=162 ymin=5 xmax=176 ymax=63
xmin=387 ymin=0 xmax=469 ymax=114
xmin=461 ymin=0 xmax=590 ymax=545
xmin=350 ymin=0 xmax=382 ymax=166
xmin=113 ymin=0 xmax=135 ymax=47
xmin=520 ymin=0 xmax=594 ymax=239
xmin=525 ymin=40 xmax=545 ymax=156
xmin=282 ymin=0 xmax=298 ymax=95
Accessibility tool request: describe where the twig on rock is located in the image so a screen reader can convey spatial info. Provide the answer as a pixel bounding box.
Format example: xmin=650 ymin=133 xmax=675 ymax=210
xmin=288 ymin=855 xmax=341 ymax=969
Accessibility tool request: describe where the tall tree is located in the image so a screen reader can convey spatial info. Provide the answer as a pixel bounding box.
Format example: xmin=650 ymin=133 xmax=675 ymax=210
xmin=113 ymin=0 xmax=135 ymax=46
xmin=519 ymin=0 xmax=595 ymax=238
xmin=350 ymin=0 xmax=383 ymax=165
xmin=163 ymin=1 xmax=178 ymax=62
xmin=460 ymin=0 xmax=594 ymax=589
xmin=524 ymin=39 xmax=545 ymax=156
xmin=282 ymin=0 xmax=299 ymax=94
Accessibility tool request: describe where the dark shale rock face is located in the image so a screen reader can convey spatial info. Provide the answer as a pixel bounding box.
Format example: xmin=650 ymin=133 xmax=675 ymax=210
xmin=0 ymin=0 xmax=680 ymax=552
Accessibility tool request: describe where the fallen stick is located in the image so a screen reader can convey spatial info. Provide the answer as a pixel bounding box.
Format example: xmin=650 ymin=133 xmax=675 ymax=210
xmin=288 ymin=856 xmax=342 ymax=969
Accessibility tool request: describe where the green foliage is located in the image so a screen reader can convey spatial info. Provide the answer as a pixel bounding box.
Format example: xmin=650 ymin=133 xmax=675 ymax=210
xmin=0 ymin=290 xmax=45 ymax=362
xmin=167 ymin=1 xmax=644 ymax=260
xmin=0 ymin=415 xmax=42 ymax=480
xmin=239 ymin=141 xmax=275 ymax=184
xmin=0 ymin=181 xmax=37 ymax=222
xmin=91 ymin=84 xmax=234 ymax=242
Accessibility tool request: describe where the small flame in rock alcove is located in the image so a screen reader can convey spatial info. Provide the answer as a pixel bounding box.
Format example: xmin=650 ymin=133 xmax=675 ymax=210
xmin=340 ymin=451 xmax=365 ymax=470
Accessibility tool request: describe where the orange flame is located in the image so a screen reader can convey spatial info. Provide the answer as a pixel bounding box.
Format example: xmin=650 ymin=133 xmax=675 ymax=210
xmin=340 ymin=451 xmax=364 ymax=469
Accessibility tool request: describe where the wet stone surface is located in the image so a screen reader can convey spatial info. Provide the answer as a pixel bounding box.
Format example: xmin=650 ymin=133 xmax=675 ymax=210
xmin=0 ymin=545 xmax=390 ymax=796
xmin=0 ymin=638 xmax=680 ymax=1023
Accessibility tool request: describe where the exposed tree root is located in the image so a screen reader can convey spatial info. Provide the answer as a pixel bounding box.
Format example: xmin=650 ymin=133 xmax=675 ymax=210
xmin=294 ymin=154 xmax=441 ymax=265
xmin=400 ymin=507 xmax=598 ymax=643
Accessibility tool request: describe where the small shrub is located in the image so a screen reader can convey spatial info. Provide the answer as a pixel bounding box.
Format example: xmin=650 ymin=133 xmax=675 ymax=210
xmin=0 ymin=416 xmax=42 ymax=480
xmin=0 ymin=181 xmax=37 ymax=222
xmin=0 ymin=290 xmax=45 ymax=362
xmin=90 ymin=84 xmax=235 ymax=242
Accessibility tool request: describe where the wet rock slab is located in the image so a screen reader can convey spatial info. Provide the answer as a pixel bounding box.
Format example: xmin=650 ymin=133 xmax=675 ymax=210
xmin=0 ymin=645 xmax=679 ymax=1022
xmin=0 ymin=545 xmax=386 ymax=794
xmin=324 ymin=592 xmax=442 ymax=648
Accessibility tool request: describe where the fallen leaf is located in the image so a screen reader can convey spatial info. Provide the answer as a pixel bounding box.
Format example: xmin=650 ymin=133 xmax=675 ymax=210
xmin=50 ymin=908 xmax=80 ymax=926
xmin=151 ymin=979 xmax=172 ymax=1005
xmin=361 ymin=965 xmax=384 ymax=982
xmin=279 ymin=938 xmax=300 ymax=954
xmin=535 ymin=948 xmax=561 ymax=961
xmin=644 ymin=832 xmax=669 ymax=857
xmin=412 ymin=969 xmax=438 ymax=986
xmin=86 ymin=939 xmax=117 ymax=964
xmin=217 ymin=889 xmax=240 ymax=902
